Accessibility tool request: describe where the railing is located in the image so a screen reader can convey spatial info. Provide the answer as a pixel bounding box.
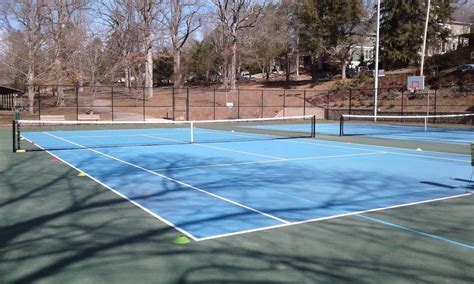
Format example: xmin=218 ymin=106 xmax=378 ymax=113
xmin=13 ymin=84 xmax=474 ymax=124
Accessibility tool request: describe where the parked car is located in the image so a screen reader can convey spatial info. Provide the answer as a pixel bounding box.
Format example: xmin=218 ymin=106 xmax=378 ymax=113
xmin=240 ymin=71 xmax=256 ymax=81
xmin=453 ymin=64 xmax=474 ymax=75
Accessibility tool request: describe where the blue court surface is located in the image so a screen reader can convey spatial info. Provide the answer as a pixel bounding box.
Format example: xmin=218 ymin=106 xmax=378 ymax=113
xmin=21 ymin=127 xmax=472 ymax=241
xmin=248 ymin=122 xmax=474 ymax=144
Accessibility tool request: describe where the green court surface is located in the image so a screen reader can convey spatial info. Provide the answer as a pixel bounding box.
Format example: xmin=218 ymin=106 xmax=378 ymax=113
xmin=1 ymin=127 xmax=473 ymax=283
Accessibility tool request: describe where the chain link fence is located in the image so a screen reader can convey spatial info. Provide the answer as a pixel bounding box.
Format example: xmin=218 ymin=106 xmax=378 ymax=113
xmin=14 ymin=84 xmax=473 ymax=124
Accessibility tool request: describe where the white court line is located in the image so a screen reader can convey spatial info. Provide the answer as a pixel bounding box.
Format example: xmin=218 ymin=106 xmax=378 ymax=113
xmin=370 ymin=134 xmax=470 ymax=145
xmin=43 ymin=132 xmax=290 ymax=225
xmin=141 ymin=134 xmax=286 ymax=160
xmin=60 ymin=133 xmax=179 ymax=139
xmin=195 ymin=192 xmax=472 ymax=241
xmin=152 ymin=152 xmax=386 ymax=171
xmin=286 ymin=140 xmax=471 ymax=163
xmin=23 ymin=132 xmax=472 ymax=242
xmin=192 ymin=127 xmax=471 ymax=163
xmin=20 ymin=136 xmax=199 ymax=241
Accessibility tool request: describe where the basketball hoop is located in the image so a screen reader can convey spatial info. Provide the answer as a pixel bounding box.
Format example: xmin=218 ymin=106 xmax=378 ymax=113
xmin=408 ymin=86 xmax=419 ymax=95
xmin=407 ymin=76 xmax=424 ymax=95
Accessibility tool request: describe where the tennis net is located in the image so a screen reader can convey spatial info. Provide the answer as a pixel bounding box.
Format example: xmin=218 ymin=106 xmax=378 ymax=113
xmin=13 ymin=115 xmax=316 ymax=152
xmin=339 ymin=113 xmax=474 ymax=136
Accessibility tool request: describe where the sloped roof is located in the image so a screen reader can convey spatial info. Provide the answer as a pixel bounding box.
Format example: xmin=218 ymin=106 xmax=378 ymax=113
xmin=0 ymin=85 xmax=23 ymax=95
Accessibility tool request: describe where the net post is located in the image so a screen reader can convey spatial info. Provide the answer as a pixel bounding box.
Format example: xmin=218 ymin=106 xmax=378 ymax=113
xmin=339 ymin=115 xmax=344 ymax=136
xmin=424 ymin=116 xmax=427 ymax=131
xmin=311 ymin=115 xmax=316 ymax=138
xmin=190 ymin=121 xmax=194 ymax=143
xmin=12 ymin=120 xmax=17 ymax=152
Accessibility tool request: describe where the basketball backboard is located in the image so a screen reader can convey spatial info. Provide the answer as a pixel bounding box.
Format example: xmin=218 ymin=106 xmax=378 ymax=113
xmin=407 ymin=76 xmax=425 ymax=93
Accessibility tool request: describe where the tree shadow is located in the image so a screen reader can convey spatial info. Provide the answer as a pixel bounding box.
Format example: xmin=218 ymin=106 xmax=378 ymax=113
xmin=1 ymin=133 xmax=473 ymax=283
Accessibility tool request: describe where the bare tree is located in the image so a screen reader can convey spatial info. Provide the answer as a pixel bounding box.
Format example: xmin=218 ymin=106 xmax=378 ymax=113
xmin=44 ymin=0 xmax=89 ymax=106
xmin=212 ymin=0 xmax=267 ymax=90
xmin=163 ymin=0 xmax=202 ymax=88
xmin=239 ymin=4 xmax=284 ymax=81
xmin=137 ymin=0 xmax=161 ymax=98
xmin=0 ymin=0 xmax=48 ymax=113
xmin=98 ymin=0 xmax=140 ymax=89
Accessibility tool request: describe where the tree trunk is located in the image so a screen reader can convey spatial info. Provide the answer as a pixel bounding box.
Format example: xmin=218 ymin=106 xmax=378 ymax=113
xmin=285 ymin=52 xmax=290 ymax=82
xmin=341 ymin=60 xmax=347 ymax=80
xmin=230 ymin=39 xmax=237 ymax=90
xmin=145 ymin=37 xmax=153 ymax=98
xmin=266 ymin=62 xmax=270 ymax=81
xmin=295 ymin=33 xmax=299 ymax=77
xmin=311 ymin=57 xmax=317 ymax=81
xmin=222 ymin=50 xmax=229 ymax=89
xmin=173 ymin=50 xmax=182 ymax=88
xmin=27 ymin=48 xmax=35 ymax=114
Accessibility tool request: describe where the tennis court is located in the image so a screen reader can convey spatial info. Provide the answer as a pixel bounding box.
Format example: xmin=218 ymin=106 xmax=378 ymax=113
xmin=2 ymin=114 xmax=474 ymax=283
xmin=13 ymin=117 xmax=473 ymax=240
xmin=247 ymin=114 xmax=474 ymax=145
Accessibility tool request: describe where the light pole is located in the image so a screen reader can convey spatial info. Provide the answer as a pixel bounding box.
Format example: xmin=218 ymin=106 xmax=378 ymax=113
xmin=420 ymin=0 xmax=431 ymax=115
xmin=374 ymin=0 xmax=381 ymax=121
xmin=420 ymin=0 xmax=431 ymax=77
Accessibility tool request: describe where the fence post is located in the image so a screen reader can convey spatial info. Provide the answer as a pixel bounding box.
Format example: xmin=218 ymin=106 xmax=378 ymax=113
xmin=326 ymin=92 xmax=330 ymax=120
xmin=237 ymin=89 xmax=240 ymax=119
xmin=143 ymin=87 xmax=146 ymax=121
xmin=172 ymin=87 xmax=175 ymax=120
xmin=400 ymin=90 xmax=404 ymax=122
xmin=111 ymin=86 xmax=114 ymax=121
xmin=303 ymin=90 xmax=306 ymax=116
xmin=213 ymin=88 xmax=216 ymax=120
xmin=38 ymin=91 xmax=41 ymax=119
xmin=76 ymin=85 xmax=79 ymax=120
xmin=186 ymin=87 xmax=189 ymax=120
xmin=434 ymin=89 xmax=437 ymax=124
xmin=349 ymin=89 xmax=352 ymax=116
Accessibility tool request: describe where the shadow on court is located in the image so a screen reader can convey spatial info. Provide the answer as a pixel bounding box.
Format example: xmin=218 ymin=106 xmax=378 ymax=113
xmin=0 ymin=128 xmax=473 ymax=283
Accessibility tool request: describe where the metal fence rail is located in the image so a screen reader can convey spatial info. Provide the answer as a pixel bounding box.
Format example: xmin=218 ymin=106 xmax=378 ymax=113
xmin=14 ymin=84 xmax=474 ymax=124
